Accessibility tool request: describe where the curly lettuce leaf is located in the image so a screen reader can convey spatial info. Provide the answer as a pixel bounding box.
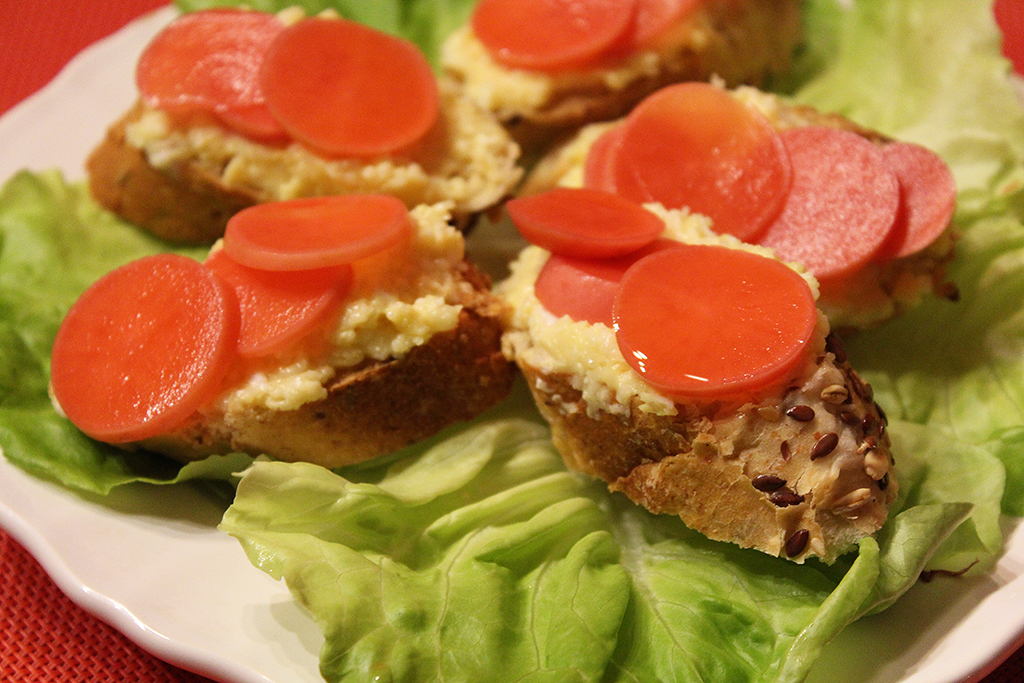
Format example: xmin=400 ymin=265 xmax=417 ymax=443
xmin=222 ymin=411 xmax=982 ymax=683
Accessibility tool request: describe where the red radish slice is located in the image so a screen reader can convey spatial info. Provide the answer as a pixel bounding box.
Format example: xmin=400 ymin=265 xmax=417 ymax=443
xmin=629 ymin=0 xmax=702 ymax=48
xmin=205 ymin=249 xmax=352 ymax=358
xmin=583 ymin=124 xmax=627 ymax=192
xmin=136 ymin=8 xmax=286 ymax=140
xmin=223 ymin=195 xmax=413 ymax=272
xmin=50 ymin=254 xmax=239 ymax=444
xmin=535 ymin=254 xmax=623 ymax=327
xmin=215 ymin=104 xmax=289 ymax=142
xmin=535 ymin=240 xmax=679 ymax=326
xmin=614 ymin=82 xmax=792 ymax=242
xmin=874 ymin=141 xmax=957 ymax=259
xmin=506 ymin=187 xmax=664 ymax=258
xmin=613 ymin=245 xmax=818 ymax=400
xmin=610 ymin=246 xmax=819 ymax=401
xmin=471 ymin=0 xmax=639 ymax=71
xmin=261 ymin=17 xmax=439 ymax=158
xmin=995 ymin=0 xmax=1024 ymax=75
xmin=757 ymin=126 xmax=901 ymax=280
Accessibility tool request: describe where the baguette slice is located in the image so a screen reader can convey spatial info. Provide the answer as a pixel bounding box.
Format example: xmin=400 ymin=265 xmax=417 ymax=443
xmin=496 ymin=219 xmax=898 ymax=563
xmin=441 ymin=0 xmax=801 ymax=148
xmin=71 ymin=202 xmax=516 ymax=469
xmin=520 ymin=84 xmax=959 ymax=330
xmin=87 ymin=77 xmax=523 ymax=244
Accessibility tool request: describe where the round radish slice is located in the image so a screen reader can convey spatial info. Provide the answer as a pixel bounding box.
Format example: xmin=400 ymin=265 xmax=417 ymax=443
xmin=205 ymin=249 xmax=352 ymax=358
xmin=261 ymin=17 xmax=439 ymax=158
xmin=471 ymin=0 xmax=639 ymax=71
xmin=875 ymin=141 xmax=957 ymax=259
xmin=583 ymin=124 xmax=627 ymax=192
xmin=757 ymin=126 xmax=901 ymax=280
xmin=613 ymin=245 xmax=818 ymax=400
xmin=50 ymin=254 xmax=239 ymax=443
xmin=535 ymin=240 xmax=678 ymax=326
xmin=613 ymin=83 xmax=792 ymax=242
xmin=223 ymin=195 xmax=413 ymax=272
xmin=506 ymin=187 xmax=664 ymax=258
xmin=135 ymin=8 xmax=286 ymax=140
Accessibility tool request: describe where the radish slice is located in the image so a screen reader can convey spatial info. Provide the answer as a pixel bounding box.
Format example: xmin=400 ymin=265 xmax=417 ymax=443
xmin=206 ymin=249 xmax=352 ymax=358
xmin=757 ymin=126 xmax=901 ymax=281
xmin=613 ymin=245 xmax=818 ymax=400
xmin=613 ymin=82 xmax=792 ymax=242
xmin=261 ymin=17 xmax=439 ymax=157
xmin=507 ymin=187 xmax=664 ymax=258
xmin=471 ymin=0 xmax=639 ymax=71
xmin=223 ymin=195 xmax=413 ymax=272
xmin=135 ymin=8 xmax=286 ymax=140
xmin=50 ymin=254 xmax=239 ymax=443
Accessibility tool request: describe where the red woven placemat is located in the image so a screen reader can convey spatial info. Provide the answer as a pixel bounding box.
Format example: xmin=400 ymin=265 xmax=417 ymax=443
xmin=0 ymin=0 xmax=168 ymax=115
xmin=0 ymin=528 xmax=219 ymax=683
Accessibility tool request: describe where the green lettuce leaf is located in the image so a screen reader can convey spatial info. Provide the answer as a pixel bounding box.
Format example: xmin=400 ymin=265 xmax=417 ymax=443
xmin=0 ymin=0 xmax=1022 ymax=681
xmin=222 ymin=410 xmax=983 ymax=683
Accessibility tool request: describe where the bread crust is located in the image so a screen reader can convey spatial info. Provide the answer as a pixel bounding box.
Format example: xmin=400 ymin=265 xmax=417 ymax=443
xmin=515 ymin=335 xmax=898 ymax=563
xmin=87 ymin=104 xmax=258 ymax=244
xmin=139 ymin=263 xmax=515 ymax=469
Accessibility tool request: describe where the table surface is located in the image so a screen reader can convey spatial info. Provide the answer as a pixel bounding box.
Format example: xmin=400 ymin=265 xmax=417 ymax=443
xmin=2 ymin=2 xmax=1024 ymax=683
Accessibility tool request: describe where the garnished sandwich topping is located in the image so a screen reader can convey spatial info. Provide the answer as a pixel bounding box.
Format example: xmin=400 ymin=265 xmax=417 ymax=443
xmin=50 ymin=195 xmax=414 ymax=444
xmin=136 ymin=8 xmax=440 ymax=157
xmin=582 ymin=82 xmax=958 ymax=286
xmin=469 ymin=0 xmax=701 ymax=72
xmin=443 ymin=0 xmax=801 ymax=150
xmin=506 ymin=187 xmax=819 ymax=403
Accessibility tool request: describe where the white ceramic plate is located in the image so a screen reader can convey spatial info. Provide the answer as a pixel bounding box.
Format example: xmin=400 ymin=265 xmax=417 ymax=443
xmin=2 ymin=7 xmax=1024 ymax=683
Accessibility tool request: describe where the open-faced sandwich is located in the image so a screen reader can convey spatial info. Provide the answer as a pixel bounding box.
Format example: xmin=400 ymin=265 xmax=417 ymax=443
xmin=521 ymin=81 xmax=959 ymax=329
xmin=87 ymin=7 xmax=523 ymax=244
xmin=496 ymin=187 xmax=899 ymax=563
xmin=441 ymin=0 xmax=802 ymax=147
xmin=48 ymin=195 xmax=513 ymax=468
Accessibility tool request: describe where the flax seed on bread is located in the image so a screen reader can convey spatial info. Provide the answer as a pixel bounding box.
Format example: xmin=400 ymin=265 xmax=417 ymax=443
xmin=516 ymin=340 xmax=896 ymax=563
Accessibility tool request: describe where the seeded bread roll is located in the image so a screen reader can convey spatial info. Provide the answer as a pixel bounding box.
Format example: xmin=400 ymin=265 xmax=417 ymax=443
xmin=519 ymin=85 xmax=958 ymax=330
xmin=516 ymin=336 xmax=895 ymax=563
xmin=87 ymin=79 xmax=523 ymax=244
xmin=495 ymin=216 xmax=899 ymax=563
xmin=441 ymin=0 xmax=801 ymax=148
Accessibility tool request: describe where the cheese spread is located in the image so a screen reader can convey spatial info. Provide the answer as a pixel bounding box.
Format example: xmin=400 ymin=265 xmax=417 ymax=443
xmin=125 ymin=79 xmax=522 ymax=218
xmin=496 ymin=205 xmax=825 ymax=417
xmin=218 ymin=201 xmax=470 ymax=414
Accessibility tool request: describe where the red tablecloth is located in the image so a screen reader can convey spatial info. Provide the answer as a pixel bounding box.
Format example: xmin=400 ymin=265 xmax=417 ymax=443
xmin=2 ymin=3 xmax=1024 ymax=683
